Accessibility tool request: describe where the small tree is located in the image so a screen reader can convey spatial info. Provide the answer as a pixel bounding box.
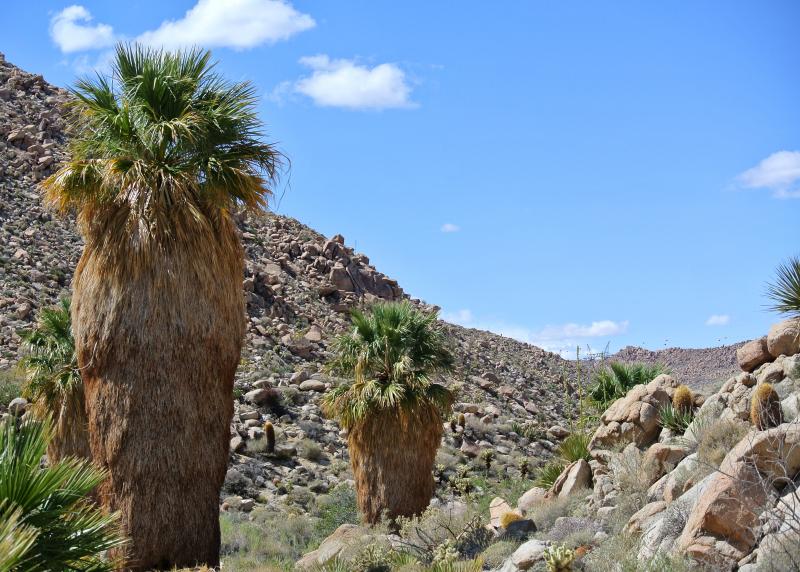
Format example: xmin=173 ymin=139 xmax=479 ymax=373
xmin=19 ymin=298 xmax=89 ymax=462
xmin=323 ymin=301 xmax=455 ymax=523
xmin=0 ymin=418 xmax=124 ymax=570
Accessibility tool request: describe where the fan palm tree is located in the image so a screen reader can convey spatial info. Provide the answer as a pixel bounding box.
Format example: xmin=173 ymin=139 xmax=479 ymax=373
xmin=41 ymin=44 xmax=281 ymax=569
xmin=322 ymin=301 xmax=455 ymax=524
xmin=766 ymin=256 xmax=800 ymax=318
xmin=588 ymin=361 xmax=668 ymax=411
xmin=19 ymin=298 xmax=89 ymax=463
xmin=0 ymin=418 xmax=124 ymax=571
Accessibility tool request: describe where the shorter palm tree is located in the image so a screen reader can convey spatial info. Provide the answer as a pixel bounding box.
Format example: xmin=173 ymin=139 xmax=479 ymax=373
xmin=0 ymin=418 xmax=124 ymax=570
xmin=766 ymin=256 xmax=800 ymax=318
xmin=323 ymin=301 xmax=455 ymax=524
xmin=18 ymin=298 xmax=89 ymax=462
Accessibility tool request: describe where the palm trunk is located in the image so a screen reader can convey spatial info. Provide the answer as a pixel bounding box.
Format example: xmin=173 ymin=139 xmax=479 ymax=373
xmin=348 ymin=405 xmax=443 ymax=524
xmin=72 ymin=207 xmax=244 ymax=570
xmin=47 ymin=389 xmax=91 ymax=463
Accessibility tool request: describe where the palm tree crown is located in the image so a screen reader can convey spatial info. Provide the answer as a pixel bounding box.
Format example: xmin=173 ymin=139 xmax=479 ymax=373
xmin=19 ymin=298 xmax=80 ymax=419
xmin=42 ymin=44 xmax=281 ymax=257
xmin=323 ymin=301 xmax=455 ymax=430
xmin=766 ymin=256 xmax=800 ymax=319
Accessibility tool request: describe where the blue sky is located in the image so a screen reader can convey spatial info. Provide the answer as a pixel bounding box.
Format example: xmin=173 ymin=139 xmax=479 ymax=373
xmin=2 ymin=1 xmax=798 ymax=355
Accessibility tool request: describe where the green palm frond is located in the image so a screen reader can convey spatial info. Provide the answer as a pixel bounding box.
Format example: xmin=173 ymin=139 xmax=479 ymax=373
xmin=766 ymin=256 xmax=800 ymax=318
xmin=0 ymin=418 xmax=125 ymax=570
xmin=588 ymin=361 xmax=668 ymax=410
xmin=0 ymin=502 xmax=38 ymax=572
xmin=19 ymin=298 xmax=81 ymax=419
xmin=323 ymin=302 xmax=455 ymax=429
xmin=42 ymin=43 xmax=283 ymax=243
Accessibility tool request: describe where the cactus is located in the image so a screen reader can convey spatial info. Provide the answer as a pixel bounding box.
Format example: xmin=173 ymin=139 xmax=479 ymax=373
xmin=519 ymin=458 xmax=530 ymax=479
xmin=499 ymin=511 xmax=523 ymax=529
xmin=481 ymin=449 xmax=494 ymax=473
xmin=264 ymin=421 xmax=276 ymax=454
xmin=544 ymin=544 xmax=576 ymax=572
xmin=672 ymin=384 xmax=693 ymax=414
xmin=751 ymin=383 xmax=783 ymax=430
xmin=457 ymin=413 xmax=466 ymax=429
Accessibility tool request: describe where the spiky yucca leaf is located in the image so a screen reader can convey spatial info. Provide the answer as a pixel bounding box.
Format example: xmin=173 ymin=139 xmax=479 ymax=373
xmin=0 ymin=418 xmax=124 ymax=570
xmin=323 ymin=301 xmax=455 ymax=429
xmin=558 ymin=432 xmax=591 ymax=463
xmin=0 ymin=503 xmax=38 ymax=572
xmin=766 ymin=256 xmax=800 ymax=318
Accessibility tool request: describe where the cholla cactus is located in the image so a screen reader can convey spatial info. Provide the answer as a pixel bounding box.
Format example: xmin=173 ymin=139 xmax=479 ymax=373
xmin=751 ymin=383 xmax=783 ymax=430
xmin=264 ymin=421 xmax=276 ymax=454
xmin=672 ymin=384 xmax=693 ymax=414
xmin=499 ymin=511 xmax=523 ymax=529
xmin=544 ymin=544 xmax=575 ymax=572
xmin=519 ymin=458 xmax=530 ymax=479
xmin=432 ymin=539 xmax=459 ymax=566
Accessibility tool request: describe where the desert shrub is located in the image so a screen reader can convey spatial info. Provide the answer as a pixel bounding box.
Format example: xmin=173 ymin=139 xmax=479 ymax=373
xmin=280 ymin=385 xmax=303 ymax=405
xmin=479 ymin=540 xmax=519 ymax=568
xmin=659 ymin=403 xmax=693 ymax=433
xmin=528 ymin=496 xmax=584 ymax=533
xmin=607 ymin=446 xmax=658 ymax=530
xmin=582 ymin=531 xmax=695 ymax=571
xmin=314 ymin=484 xmax=359 ymax=538
xmin=221 ymin=509 xmax=318 ymax=568
xmin=588 ymin=362 xmax=668 ymax=411
xmin=298 ymin=438 xmax=324 ymax=461
xmin=511 ymin=421 xmax=546 ymax=441
xmin=558 ymin=432 xmax=591 ymax=463
xmin=470 ymin=477 xmax=537 ymax=514
xmin=396 ymin=505 xmax=491 ymax=564
xmin=534 ymin=460 xmax=566 ymax=489
xmin=0 ymin=370 xmax=22 ymax=409
xmin=696 ymin=419 xmax=749 ymax=468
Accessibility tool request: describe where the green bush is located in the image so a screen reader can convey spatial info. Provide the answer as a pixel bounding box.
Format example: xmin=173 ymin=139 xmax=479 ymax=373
xmin=314 ymin=485 xmax=359 ymax=539
xmin=658 ymin=403 xmax=693 ymax=433
xmin=588 ymin=362 xmax=668 ymax=411
xmin=534 ymin=460 xmax=566 ymax=489
xmin=0 ymin=370 xmax=22 ymax=409
xmin=558 ymin=433 xmax=591 ymax=463
xmin=0 ymin=418 xmax=124 ymax=570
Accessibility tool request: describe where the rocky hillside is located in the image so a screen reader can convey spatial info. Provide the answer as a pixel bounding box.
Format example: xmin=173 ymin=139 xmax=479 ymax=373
xmin=611 ymin=343 xmax=743 ymax=393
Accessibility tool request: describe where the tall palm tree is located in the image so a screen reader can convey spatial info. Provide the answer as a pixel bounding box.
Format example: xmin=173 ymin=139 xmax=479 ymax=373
xmin=322 ymin=301 xmax=454 ymax=524
xmin=42 ymin=44 xmax=281 ymax=570
xmin=19 ymin=298 xmax=89 ymax=463
xmin=0 ymin=418 xmax=124 ymax=571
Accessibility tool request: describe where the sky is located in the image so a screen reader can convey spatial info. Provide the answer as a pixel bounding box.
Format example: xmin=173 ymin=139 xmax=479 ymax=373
xmin=1 ymin=1 xmax=798 ymax=356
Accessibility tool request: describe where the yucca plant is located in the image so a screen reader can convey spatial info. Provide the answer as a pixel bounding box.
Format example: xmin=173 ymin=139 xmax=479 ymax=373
xmin=557 ymin=432 xmax=591 ymax=463
xmin=588 ymin=362 xmax=668 ymax=411
xmin=18 ymin=298 xmax=89 ymax=462
xmin=534 ymin=460 xmax=566 ymax=489
xmin=323 ymin=301 xmax=455 ymax=524
xmin=766 ymin=256 xmax=800 ymax=318
xmin=658 ymin=403 xmax=694 ymax=433
xmin=41 ymin=43 xmax=282 ymax=569
xmin=0 ymin=418 xmax=124 ymax=570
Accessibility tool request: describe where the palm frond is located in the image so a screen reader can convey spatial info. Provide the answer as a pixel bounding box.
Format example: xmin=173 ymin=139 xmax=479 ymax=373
xmin=0 ymin=419 xmax=125 ymax=570
xmin=766 ymin=256 xmax=800 ymax=318
xmin=323 ymin=302 xmax=455 ymax=429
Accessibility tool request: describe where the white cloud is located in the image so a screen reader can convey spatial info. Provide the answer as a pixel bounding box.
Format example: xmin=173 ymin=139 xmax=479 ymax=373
xmin=441 ymin=223 xmax=460 ymax=233
xmin=50 ymin=5 xmax=115 ymax=53
xmin=705 ymin=314 xmax=730 ymax=326
xmin=292 ymin=55 xmax=415 ymax=110
xmin=442 ymin=309 xmax=628 ymax=358
xmin=136 ymin=0 xmax=314 ymax=50
xmin=737 ymin=150 xmax=800 ymax=199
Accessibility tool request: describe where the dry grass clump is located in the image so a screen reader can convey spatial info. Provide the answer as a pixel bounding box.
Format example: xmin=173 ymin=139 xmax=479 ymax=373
xmin=528 ymin=496 xmax=585 ymax=533
xmin=582 ymin=531 xmax=695 ymax=571
xmin=696 ymin=419 xmax=749 ymax=468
